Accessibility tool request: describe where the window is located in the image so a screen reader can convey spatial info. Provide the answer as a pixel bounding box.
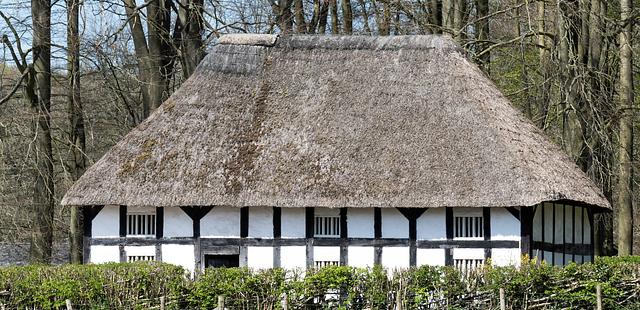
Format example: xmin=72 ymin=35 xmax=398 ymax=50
xmin=454 ymin=215 xmax=483 ymax=238
xmin=127 ymin=208 xmax=156 ymax=236
xmin=314 ymin=260 xmax=339 ymax=268
xmin=127 ymin=255 xmax=155 ymax=262
xmin=314 ymin=216 xmax=340 ymax=237
xmin=454 ymin=258 xmax=484 ymax=274
xmin=204 ymin=254 xmax=240 ymax=268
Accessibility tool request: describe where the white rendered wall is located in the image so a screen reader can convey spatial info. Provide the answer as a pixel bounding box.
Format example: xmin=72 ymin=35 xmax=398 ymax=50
xmin=381 ymin=209 xmax=408 ymax=238
xmin=452 ymin=248 xmax=484 ymax=261
xmin=200 ymin=206 xmax=240 ymax=237
xmin=162 ymin=244 xmax=195 ymax=274
xmin=490 ymin=207 xmax=520 ymax=241
xmin=90 ymin=245 xmax=119 ymax=264
xmin=543 ymin=203 xmax=553 ymax=243
xmin=491 ymin=248 xmax=520 ymax=266
xmin=92 ymin=205 xmax=120 ymax=237
xmin=281 ymin=246 xmax=306 ymax=269
xmin=382 ymin=247 xmax=409 ymax=270
xmin=164 ymin=208 xmax=193 ymax=237
xmin=416 ymin=249 xmax=445 ymax=266
xmin=533 ymin=205 xmax=542 ymax=242
xmin=281 ymin=208 xmax=305 ymax=238
xmin=125 ymin=245 xmax=155 ymax=257
xmin=348 ymin=246 xmax=374 ymax=268
xmin=314 ymin=246 xmax=340 ymax=263
xmin=417 ymin=208 xmax=446 ymax=240
xmin=247 ymin=247 xmax=274 ymax=269
xmin=347 ymin=208 xmax=374 ymax=238
xmin=575 ymin=206 xmax=584 ymax=244
xmin=249 ymin=207 xmax=273 ymax=238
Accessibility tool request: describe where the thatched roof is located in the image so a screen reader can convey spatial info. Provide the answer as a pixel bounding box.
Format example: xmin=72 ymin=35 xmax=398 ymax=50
xmin=62 ymin=35 xmax=610 ymax=211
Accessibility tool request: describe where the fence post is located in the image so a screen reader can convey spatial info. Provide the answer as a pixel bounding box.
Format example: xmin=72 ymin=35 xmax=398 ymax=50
xmin=499 ymin=288 xmax=506 ymax=310
xmin=596 ymin=284 xmax=602 ymax=310
xmin=160 ymin=296 xmax=165 ymax=310
xmin=281 ymin=293 xmax=288 ymax=310
xmin=65 ymin=299 xmax=73 ymax=310
xmin=218 ymin=295 xmax=225 ymax=310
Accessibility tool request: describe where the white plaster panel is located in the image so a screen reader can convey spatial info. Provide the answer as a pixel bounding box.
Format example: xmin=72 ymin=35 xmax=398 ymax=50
xmin=553 ymin=252 xmax=563 ymax=266
xmin=348 ymin=246 xmax=374 ymax=268
xmin=247 ymin=247 xmax=274 ymax=269
xmin=575 ymin=207 xmax=583 ymax=244
xmin=92 ymin=205 xmax=120 ymax=238
xmin=281 ymin=246 xmax=306 ymax=269
xmin=125 ymin=245 xmax=155 ymax=257
xmin=416 ymin=249 xmax=445 ymax=266
xmin=452 ymin=248 xmax=484 ymax=260
xmin=249 ymin=207 xmax=273 ymax=238
xmin=164 ymin=207 xmax=193 ymax=237
xmin=583 ymin=209 xmax=591 ymax=244
xmin=543 ymin=203 xmax=553 ymax=243
xmin=200 ymin=206 xmax=240 ymax=237
xmin=162 ymin=244 xmax=195 ymax=274
xmin=533 ymin=204 xmax=542 ymax=242
xmin=382 ymin=208 xmax=408 ymax=239
xmin=564 ymin=205 xmax=573 ymax=243
xmin=281 ymin=208 xmax=305 ymax=238
xmin=382 ymin=247 xmax=409 ymax=270
xmin=543 ymin=251 xmax=553 ymax=264
xmin=554 ymin=204 xmax=564 ymax=244
xmin=490 ymin=208 xmax=520 ymax=241
xmin=417 ymin=208 xmax=446 ymax=240
xmin=90 ymin=245 xmax=119 ymax=264
xmin=491 ymin=248 xmax=520 ymax=267
xmin=347 ymin=208 xmax=374 ymax=238
xmin=314 ymin=246 xmax=340 ymax=262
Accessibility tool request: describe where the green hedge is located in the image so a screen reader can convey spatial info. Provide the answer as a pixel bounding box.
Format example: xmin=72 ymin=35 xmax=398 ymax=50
xmin=0 ymin=256 xmax=639 ymax=309
xmin=0 ymin=262 xmax=188 ymax=309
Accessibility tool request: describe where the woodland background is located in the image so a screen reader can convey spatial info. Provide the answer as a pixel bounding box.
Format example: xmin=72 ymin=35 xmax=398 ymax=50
xmin=0 ymin=0 xmax=637 ymax=264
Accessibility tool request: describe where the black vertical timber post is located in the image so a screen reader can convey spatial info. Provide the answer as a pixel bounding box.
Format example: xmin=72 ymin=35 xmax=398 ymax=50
xmin=119 ymin=205 xmax=127 ymax=237
xmin=240 ymin=207 xmax=249 ymax=238
xmin=483 ymin=207 xmax=491 ymax=260
xmin=155 ymin=207 xmax=164 ymax=261
xmin=588 ymin=208 xmax=595 ymax=262
xmin=398 ymin=208 xmax=426 ymax=267
xmin=445 ymin=207 xmax=453 ymax=266
xmin=82 ymin=205 xmax=104 ymax=264
xmin=273 ymin=207 xmax=281 ymax=267
xmin=156 ymin=207 xmax=164 ymax=239
xmin=374 ymin=207 xmax=382 ymax=265
xmin=520 ymin=206 xmax=533 ymax=258
xmin=340 ymin=208 xmax=348 ymax=266
xmin=305 ymin=207 xmax=314 ymax=268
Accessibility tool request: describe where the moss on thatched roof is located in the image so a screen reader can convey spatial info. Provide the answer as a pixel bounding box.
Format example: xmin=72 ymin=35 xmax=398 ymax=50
xmin=62 ymin=35 xmax=610 ymax=210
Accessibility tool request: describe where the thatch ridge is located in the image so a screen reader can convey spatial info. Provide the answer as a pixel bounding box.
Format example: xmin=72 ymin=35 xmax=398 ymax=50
xmin=62 ymin=34 xmax=611 ymax=211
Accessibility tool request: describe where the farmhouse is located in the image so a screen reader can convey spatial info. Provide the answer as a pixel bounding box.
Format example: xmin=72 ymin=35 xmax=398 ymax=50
xmin=61 ymin=34 xmax=610 ymax=273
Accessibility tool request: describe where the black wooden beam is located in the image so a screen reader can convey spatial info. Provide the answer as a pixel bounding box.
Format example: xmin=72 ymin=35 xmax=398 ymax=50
xmin=305 ymin=207 xmax=314 ymax=238
xmin=445 ymin=207 xmax=453 ymax=266
xmin=273 ymin=207 xmax=282 ymax=238
xmin=398 ymin=208 xmax=427 ymax=267
xmin=505 ymin=207 xmax=520 ymax=221
xmin=180 ymin=206 xmax=214 ymax=238
xmin=483 ymin=207 xmax=491 ymax=260
xmin=90 ymin=237 xmax=520 ymax=248
xmin=520 ymin=206 xmax=533 ymax=257
xmin=374 ymin=207 xmax=382 ymax=265
xmin=340 ymin=208 xmax=348 ymax=266
xmin=532 ymin=241 xmax=593 ymax=256
xmin=119 ymin=205 xmax=127 ymax=237
xmin=155 ymin=207 xmax=164 ymax=239
xmin=240 ymin=207 xmax=249 ymax=238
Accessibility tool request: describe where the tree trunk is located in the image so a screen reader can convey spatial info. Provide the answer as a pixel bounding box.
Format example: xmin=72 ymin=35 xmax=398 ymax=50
xmin=536 ymin=0 xmax=549 ymax=128
xmin=342 ymin=0 xmax=353 ymax=34
xmin=616 ymin=0 xmax=634 ymax=256
xmin=146 ymin=0 xmax=173 ymax=111
xmin=66 ymin=0 xmax=85 ymax=264
xmin=123 ymin=0 xmax=153 ymax=118
xmin=430 ymin=0 xmax=442 ymax=33
xmin=317 ymin=0 xmax=330 ymax=34
xmin=176 ymin=0 xmax=205 ymax=79
xmin=294 ymin=0 xmax=307 ymax=33
xmin=30 ymin=0 xmax=54 ymax=264
xmin=475 ymin=0 xmax=489 ymax=71
xmin=359 ymin=0 xmax=371 ymax=34
xmin=330 ymin=0 xmax=339 ymax=34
